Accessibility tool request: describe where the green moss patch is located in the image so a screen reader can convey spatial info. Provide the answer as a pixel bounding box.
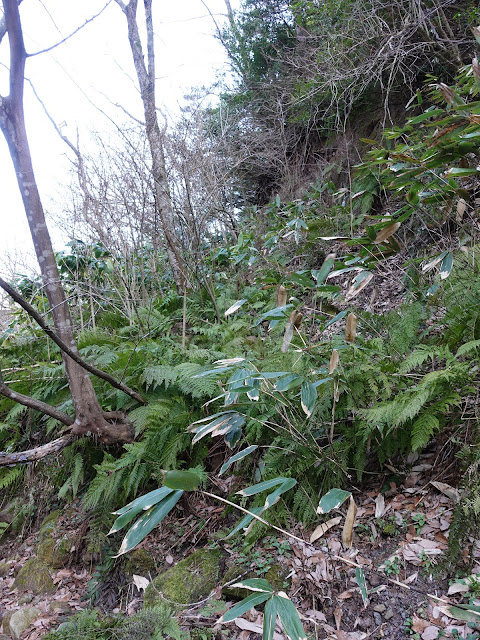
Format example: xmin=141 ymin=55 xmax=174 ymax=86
xmin=143 ymin=549 xmax=224 ymax=609
xmin=13 ymin=558 xmax=55 ymax=594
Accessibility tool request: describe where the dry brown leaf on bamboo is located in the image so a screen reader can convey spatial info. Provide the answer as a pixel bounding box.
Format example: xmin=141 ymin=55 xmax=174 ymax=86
xmin=345 ymin=313 xmax=357 ymax=343
xmin=329 ymin=349 xmax=340 ymax=374
xmin=342 ymin=495 xmax=358 ymax=548
xmin=276 ymin=284 xmax=287 ymax=307
xmin=456 ymin=198 xmax=468 ymax=222
xmin=374 ymin=222 xmax=401 ymax=244
xmin=281 ymin=310 xmax=303 ymax=352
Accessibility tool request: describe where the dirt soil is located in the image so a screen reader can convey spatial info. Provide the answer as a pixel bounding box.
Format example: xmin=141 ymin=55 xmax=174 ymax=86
xmin=1 ymin=449 xmax=480 ymax=640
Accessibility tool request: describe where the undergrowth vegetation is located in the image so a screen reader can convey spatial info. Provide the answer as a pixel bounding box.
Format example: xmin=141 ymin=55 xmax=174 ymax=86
xmin=2 ymin=5 xmax=480 ymax=638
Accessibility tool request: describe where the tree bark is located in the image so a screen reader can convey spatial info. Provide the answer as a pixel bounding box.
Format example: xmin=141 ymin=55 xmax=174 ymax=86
xmin=0 ymin=435 xmax=74 ymax=466
xmin=114 ymin=0 xmax=187 ymax=292
xmin=0 ymin=0 xmax=134 ymax=446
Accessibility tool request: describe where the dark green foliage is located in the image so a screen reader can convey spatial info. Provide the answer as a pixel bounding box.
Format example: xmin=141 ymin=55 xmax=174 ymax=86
xmin=43 ymin=605 xmax=183 ymax=640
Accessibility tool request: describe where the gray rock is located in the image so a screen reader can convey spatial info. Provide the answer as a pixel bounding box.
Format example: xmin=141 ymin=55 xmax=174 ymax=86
xmin=356 ymin=616 xmax=373 ymax=630
xmin=373 ymin=604 xmax=386 ymax=613
xmin=5 ymin=607 xmax=41 ymax=640
xmin=384 ymin=607 xmax=394 ymax=620
xmin=373 ymin=612 xmax=382 ymax=626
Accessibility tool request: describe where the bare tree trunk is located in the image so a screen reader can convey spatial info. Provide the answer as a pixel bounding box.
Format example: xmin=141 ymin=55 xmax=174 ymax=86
xmin=115 ymin=0 xmax=186 ymax=292
xmin=0 ymin=0 xmax=134 ymax=445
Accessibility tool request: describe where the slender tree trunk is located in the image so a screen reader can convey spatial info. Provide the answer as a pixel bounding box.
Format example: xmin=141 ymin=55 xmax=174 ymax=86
xmin=115 ymin=0 xmax=186 ymax=292
xmin=0 ymin=0 xmax=134 ymax=444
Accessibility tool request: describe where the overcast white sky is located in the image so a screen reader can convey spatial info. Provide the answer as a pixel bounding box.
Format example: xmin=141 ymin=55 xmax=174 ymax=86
xmin=0 ymin=0 xmax=238 ymax=273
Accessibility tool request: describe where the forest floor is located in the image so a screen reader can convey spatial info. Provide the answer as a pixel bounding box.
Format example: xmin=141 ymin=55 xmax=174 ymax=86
xmin=1 ymin=443 xmax=480 ymax=639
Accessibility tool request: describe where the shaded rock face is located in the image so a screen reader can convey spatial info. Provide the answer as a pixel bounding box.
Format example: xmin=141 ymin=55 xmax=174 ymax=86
xmin=143 ymin=548 xmax=224 ymax=609
xmin=124 ymin=548 xmax=156 ymax=577
xmin=13 ymin=558 xmax=55 ymax=594
xmin=37 ymin=537 xmax=69 ymax=569
xmin=38 ymin=510 xmax=61 ymax=542
xmin=3 ymin=607 xmax=40 ymax=639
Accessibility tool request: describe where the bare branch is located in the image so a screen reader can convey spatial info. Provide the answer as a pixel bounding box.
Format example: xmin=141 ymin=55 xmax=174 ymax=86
xmin=27 ymin=1 xmax=113 ymax=57
xmin=0 ymin=434 xmax=74 ymax=466
xmin=0 ymin=0 xmax=22 ymax=45
xmin=0 ymin=276 xmax=146 ymax=405
xmin=0 ymin=366 xmax=74 ymax=426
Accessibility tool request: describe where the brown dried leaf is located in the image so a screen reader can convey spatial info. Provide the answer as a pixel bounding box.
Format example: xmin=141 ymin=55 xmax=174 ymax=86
xmin=342 ymin=495 xmax=358 ymax=548
xmin=329 ymin=350 xmax=340 ymax=374
xmin=345 ymin=273 xmax=373 ymax=302
xmin=374 ymin=222 xmax=401 ymax=244
xmin=421 ymin=626 xmax=439 ymax=640
xmin=456 ymin=198 xmax=468 ymax=222
xmin=276 ymin=285 xmax=287 ymax=307
xmin=411 ymin=616 xmax=430 ymax=633
xmin=310 ymin=516 xmax=342 ymax=543
xmin=375 ymin=494 xmax=386 ymax=519
xmin=345 ymin=313 xmax=357 ymax=343
xmin=430 ymin=481 xmax=460 ymax=503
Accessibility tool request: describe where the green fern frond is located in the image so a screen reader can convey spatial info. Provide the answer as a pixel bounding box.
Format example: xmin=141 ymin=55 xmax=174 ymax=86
xmin=410 ymin=413 xmax=440 ymax=451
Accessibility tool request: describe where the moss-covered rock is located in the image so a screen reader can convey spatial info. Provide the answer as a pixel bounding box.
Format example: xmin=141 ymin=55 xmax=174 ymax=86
xmin=124 ymin=548 xmax=156 ymax=577
xmin=37 ymin=537 xmax=69 ymax=569
xmin=221 ymin=565 xmax=256 ymax=599
xmin=265 ymin=563 xmax=290 ymax=591
xmin=143 ymin=549 xmax=224 ymax=609
xmin=3 ymin=607 xmax=41 ymax=640
xmin=38 ymin=510 xmax=61 ymax=542
xmin=13 ymin=558 xmax=55 ymax=594
xmin=0 ymin=561 xmax=12 ymax=577
xmin=221 ymin=563 xmax=289 ymax=599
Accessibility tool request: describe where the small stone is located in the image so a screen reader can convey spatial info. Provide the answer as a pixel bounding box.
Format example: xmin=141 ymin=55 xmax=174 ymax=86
xmin=374 ymin=604 xmax=386 ymax=613
xmin=48 ymin=601 xmax=71 ymax=614
xmin=18 ymin=594 xmax=33 ymax=605
xmin=368 ymin=573 xmax=383 ymax=587
xmin=384 ymin=607 xmax=394 ymax=620
xmin=5 ymin=607 xmax=40 ymax=640
xmin=373 ymin=612 xmax=382 ymax=626
xmin=356 ymin=616 xmax=373 ymax=630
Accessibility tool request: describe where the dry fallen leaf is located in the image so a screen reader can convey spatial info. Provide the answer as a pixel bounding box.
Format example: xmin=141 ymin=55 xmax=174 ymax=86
xmin=132 ymin=574 xmax=149 ymax=592
xmin=375 ymin=494 xmax=386 ymax=519
xmin=430 ymin=481 xmax=460 ymax=503
xmin=411 ymin=616 xmax=430 ymax=633
xmin=421 ymin=626 xmax=439 ymax=640
xmin=310 ymin=516 xmax=342 ymax=543
xmin=234 ymin=617 xmax=283 ymax=640
xmin=342 ymin=495 xmax=358 ymax=549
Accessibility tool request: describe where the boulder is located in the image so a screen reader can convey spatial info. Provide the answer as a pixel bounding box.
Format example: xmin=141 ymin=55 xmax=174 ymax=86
xmin=124 ymin=548 xmax=155 ymax=577
xmin=37 ymin=537 xmax=69 ymax=569
xmin=143 ymin=548 xmax=224 ymax=609
xmin=3 ymin=607 xmax=40 ymax=639
xmin=13 ymin=558 xmax=55 ymax=594
xmin=38 ymin=510 xmax=61 ymax=542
